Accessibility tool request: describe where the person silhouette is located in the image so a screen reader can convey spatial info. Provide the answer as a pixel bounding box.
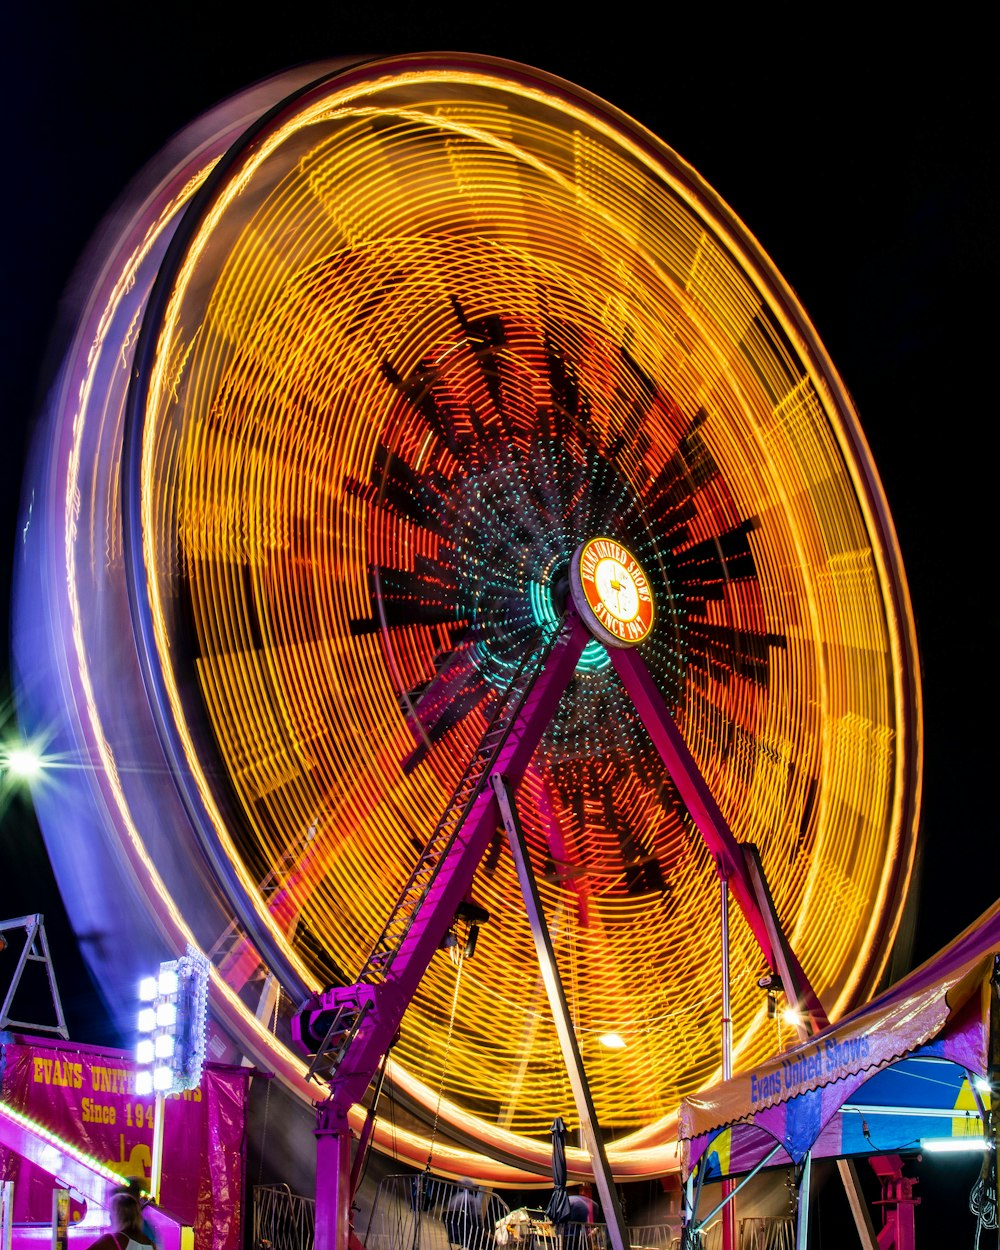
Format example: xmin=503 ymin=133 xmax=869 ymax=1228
xmin=445 ymin=1178 xmax=483 ymax=1248
xmin=85 ymin=1193 xmax=155 ymax=1250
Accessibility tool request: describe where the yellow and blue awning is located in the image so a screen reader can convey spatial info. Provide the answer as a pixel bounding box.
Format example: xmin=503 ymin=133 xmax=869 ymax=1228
xmin=680 ymin=901 xmax=998 ymax=1178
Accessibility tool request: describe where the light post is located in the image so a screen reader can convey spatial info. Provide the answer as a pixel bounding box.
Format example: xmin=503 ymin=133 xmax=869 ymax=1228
xmin=134 ymin=950 xmax=209 ymax=1201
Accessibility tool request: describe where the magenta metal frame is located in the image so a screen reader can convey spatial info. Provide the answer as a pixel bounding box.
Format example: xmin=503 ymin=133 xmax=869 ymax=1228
xmin=308 ymin=606 xmax=827 ymax=1248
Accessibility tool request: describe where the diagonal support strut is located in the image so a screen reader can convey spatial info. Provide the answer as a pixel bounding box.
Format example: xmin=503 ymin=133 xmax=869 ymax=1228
xmin=492 ymin=772 xmax=630 ymax=1250
xmin=303 ymin=605 xmax=831 ymax=1249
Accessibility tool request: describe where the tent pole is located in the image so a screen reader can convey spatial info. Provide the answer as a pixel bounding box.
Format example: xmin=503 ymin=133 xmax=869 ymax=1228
xmin=690 ymin=1143 xmax=783 ymax=1233
xmin=835 ymin=1160 xmax=879 ymax=1249
xmin=795 ymin=1152 xmax=812 ymax=1249
xmin=681 ymin=1162 xmax=702 ymax=1247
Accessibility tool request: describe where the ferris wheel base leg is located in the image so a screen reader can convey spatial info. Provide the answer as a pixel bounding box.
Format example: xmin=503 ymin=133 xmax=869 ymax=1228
xmin=314 ymin=1103 xmax=353 ymax=1250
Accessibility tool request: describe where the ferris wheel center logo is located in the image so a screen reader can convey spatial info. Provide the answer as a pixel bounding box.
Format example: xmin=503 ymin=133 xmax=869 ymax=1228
xmin=571 ymin=538 xmax=655 ymax=648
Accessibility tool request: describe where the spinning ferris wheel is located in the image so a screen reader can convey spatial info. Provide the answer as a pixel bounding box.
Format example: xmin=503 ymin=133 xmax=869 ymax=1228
xmin=15 ymin=53 xmax=920 ymax=1193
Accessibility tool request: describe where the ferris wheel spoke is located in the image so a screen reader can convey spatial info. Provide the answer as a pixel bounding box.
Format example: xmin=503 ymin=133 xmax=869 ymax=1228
xmin=24 ymin=53 xmax=913 ymax=1175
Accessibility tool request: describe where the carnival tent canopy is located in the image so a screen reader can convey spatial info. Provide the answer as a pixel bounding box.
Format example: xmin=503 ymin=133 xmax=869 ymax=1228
xmin=679 ymin=901 xmax=1000 ymax=1180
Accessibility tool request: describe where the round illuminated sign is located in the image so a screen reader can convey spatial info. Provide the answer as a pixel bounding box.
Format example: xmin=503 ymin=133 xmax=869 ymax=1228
xmin=570 ymin=537 xmax=655 ymax=648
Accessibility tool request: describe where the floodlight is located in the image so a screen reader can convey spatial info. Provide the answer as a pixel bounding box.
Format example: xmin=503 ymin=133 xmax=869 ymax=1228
xmin=155 ymin=1001 xmax=177 ymax=1028
xmin=158 ymin=967 xmax=179 ymax=996
xmin=154 ymin=1033 xmax=175 ymax=1059
xmin=921 ymin=1137 xmax=990 ymax=1154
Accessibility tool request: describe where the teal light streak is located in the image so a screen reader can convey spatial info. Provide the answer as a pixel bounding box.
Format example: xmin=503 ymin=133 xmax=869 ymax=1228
xmin=528 ymin=580 xmax=609 ymax=672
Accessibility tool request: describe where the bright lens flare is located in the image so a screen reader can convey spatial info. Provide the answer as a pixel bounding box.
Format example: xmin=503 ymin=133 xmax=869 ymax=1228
xmin=2 ymin=742 xmax=45 ymax=779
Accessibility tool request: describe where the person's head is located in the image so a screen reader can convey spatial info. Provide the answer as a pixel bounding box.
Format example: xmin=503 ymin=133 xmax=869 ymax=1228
xmin=110 ymin=1192 xmax=144 ymax=1236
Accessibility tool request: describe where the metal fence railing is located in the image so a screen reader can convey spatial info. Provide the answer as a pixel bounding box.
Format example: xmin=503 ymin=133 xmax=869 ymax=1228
xmin=664 ymin=1218 xmax=793 ymax=1250
xmin=365 ymin=1177 xmax=686 ymax=1250
xmin=737 ymin=1217 xmax=795 ymax=1249
xmin=666 ymin=1222 xmax=721 ymax=1250
xmin=365 ymin=1173 xmax=514 ymax=1250
xmin=253 ymin=1178 xmax=791 ymax=1250
xmin=628 ymin=1222 xmax=683 ymax=1248
xmin=253 ymin=1184 xmax=316 ymax=1250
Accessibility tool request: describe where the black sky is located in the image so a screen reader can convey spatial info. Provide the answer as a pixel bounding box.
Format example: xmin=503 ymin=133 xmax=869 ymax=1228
xmin=1 ymin=4 xmax=997 ymax=1233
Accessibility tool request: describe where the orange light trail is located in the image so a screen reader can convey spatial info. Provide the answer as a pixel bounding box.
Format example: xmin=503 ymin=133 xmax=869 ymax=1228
xmin=43 ymin=55 xmax=919 ymax=1179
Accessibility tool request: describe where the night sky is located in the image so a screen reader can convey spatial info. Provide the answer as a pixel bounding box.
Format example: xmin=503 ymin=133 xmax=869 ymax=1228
xmin=1 ymin=5 xmax=996 ymax=1238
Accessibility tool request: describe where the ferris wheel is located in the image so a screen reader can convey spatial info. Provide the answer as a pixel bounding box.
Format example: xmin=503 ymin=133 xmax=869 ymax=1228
xmin=15 ymin=53 xmax=921 ymax=1189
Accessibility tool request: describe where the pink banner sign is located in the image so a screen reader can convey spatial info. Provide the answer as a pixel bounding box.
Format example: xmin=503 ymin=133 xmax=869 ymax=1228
xmin=0 ymin=1036 xmax=249 ymax=1250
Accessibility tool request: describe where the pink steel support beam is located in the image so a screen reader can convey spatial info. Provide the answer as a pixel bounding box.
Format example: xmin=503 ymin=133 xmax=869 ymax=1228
xmin=869 ymin=1155 xmax=919 ymax=1250
xmin=609 ymin=646 xmax=828 ymax=1031
xmin=314 ymin=1102 xmax=353 ymax=1250
xmin=312 ymin=615 xmax=590 ymax=1247
xmin=325 ymin=614 xmax=589 ymax=1119
xmin=742 ymin=844 xmax=829 ymax=1033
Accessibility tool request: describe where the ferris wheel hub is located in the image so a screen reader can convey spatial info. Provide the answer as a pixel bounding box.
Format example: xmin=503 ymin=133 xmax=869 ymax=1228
xmin=570 ymin=537 xmax=656 ymax=649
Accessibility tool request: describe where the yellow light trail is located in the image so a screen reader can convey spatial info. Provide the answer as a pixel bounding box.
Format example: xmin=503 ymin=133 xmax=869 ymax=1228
xmin=46 ymin=55 xmax=920 ymax=1179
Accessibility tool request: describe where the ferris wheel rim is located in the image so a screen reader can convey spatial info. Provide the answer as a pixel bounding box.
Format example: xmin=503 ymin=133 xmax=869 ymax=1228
xmin=81 ymin=51 xmax=920 ymax=1171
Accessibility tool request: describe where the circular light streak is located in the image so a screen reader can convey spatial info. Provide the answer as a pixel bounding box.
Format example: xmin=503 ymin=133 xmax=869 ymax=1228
xmin=16 ymin=54 xmax=921 ymax=1180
